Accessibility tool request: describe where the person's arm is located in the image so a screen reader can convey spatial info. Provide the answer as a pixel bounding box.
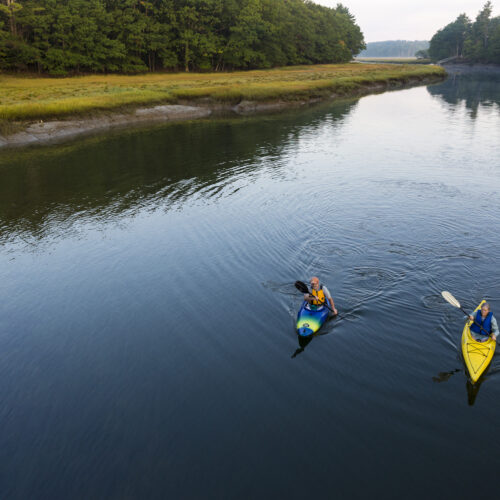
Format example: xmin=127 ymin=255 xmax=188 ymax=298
xmin=323 ymin=286 xmax=338 ymax=315
xmin=491 ymin=316 xmax=499 ymax=341
xmin=329 ymin=297 xmax=338 ymax=315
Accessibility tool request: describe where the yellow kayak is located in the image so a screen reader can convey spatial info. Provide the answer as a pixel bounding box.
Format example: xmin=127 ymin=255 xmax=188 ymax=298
xmin=462 ymin=300 xmax=496 ymax=383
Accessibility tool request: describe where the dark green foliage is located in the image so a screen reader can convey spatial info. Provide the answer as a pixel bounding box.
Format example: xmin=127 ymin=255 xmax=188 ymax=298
xmin=0 ymin=0 xmax=365 ymax=75
xmin=429 ymin=13 xmax=471 ymax=61
xmin=359 ymin=40 xmax=429 ymax=58
xmin=429 ymin=2 xmax=500 ymax=64
xmin=415 ymin=49 xmax=429 ymax=59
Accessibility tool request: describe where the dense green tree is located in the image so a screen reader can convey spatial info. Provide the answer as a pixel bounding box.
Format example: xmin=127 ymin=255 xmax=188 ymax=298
xmin=223 ymin=0 xmax=271 ymax=68
xmin=172 ymin=0 xmax=226 ymax=71
xmin=487 ymin=16 xmax=500 ymax=60
xmin=463 ymin=1 xmax=494 ymax=61
xmin=429 ymin=2 xmax=500 ymax=64
xmin=429 ymin=14 xmax=471 ymax=61
xmin=475 ymin=1 xmax=493 ymax=49
xmin=335 ymin=3 xmax=365 ymax=58
xmin=0 ymin=0 xmax=365 ymax=74
xmin=415 ymin=49 xmax=429 ymax=59
xmin=0 ymin=0 xmax=23 ymax=36
xmin=142 ymin=1 xmax=177 ymax=71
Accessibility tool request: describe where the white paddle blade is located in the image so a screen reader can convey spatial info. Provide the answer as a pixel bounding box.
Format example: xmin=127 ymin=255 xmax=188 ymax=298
xmin=441 ymin=291 xmax=461 ymax=308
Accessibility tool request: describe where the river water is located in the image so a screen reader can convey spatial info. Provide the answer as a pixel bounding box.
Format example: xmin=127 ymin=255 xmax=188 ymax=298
xmin=1 ymin=71 xmax=500 ymax=498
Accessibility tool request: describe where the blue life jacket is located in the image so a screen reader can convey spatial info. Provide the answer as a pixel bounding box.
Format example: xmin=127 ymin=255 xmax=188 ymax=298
xmin=470 ymin=310 xmax=492 ymax=336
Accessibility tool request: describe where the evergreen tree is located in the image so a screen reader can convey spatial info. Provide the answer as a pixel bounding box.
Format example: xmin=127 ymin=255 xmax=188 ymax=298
xmin=429 ymin=2 xmax=500 ymax=64
xmin=429 ymin=14 xmax=471 ymax=61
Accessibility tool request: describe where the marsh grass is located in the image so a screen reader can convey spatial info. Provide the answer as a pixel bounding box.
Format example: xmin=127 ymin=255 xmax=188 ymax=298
xmin=0 ymin=119 xmax=24 ymax=136
xmin=0 ymin=64 xmax=445 ymax=123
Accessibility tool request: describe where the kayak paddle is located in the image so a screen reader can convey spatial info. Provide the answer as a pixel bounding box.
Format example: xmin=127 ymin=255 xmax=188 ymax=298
xmin=294 ymin=280 xmax=309 ymax=294
xmin=294 ymin=280 xmax=336 ymax=314
xmin=441 ymin=291 xmax=492 ymax=337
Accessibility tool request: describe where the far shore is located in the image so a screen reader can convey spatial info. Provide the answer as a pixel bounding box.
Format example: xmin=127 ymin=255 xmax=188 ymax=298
xmin=0 ymin=63 xmax=446 ymax=149
xmin=355 ymin=57 xmax=432 ymax=65
xmin=441 ymin=62 xmax=500 ymax=74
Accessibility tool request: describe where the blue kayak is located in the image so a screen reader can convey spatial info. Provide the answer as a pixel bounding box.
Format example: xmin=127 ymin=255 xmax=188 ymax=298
xmin=296 ymin=301 xmax=329 ymax=337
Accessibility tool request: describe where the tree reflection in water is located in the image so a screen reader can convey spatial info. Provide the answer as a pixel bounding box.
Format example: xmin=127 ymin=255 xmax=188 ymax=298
xmin=427 ymin=69 xmax=500 ymax=118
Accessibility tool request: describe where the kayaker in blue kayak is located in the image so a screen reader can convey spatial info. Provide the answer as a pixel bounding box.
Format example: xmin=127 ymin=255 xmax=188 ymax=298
xmin=304 ymin=277 xmax=338 ymax=316
xmin=469 ymin=302 xmax=499 ymax=341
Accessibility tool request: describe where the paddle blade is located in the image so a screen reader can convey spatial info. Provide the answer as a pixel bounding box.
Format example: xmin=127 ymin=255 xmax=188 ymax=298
xmin=294 ymin=281 xmax=309 ymax=294
xmin=442 ymin=291 xmax=461 ymax=309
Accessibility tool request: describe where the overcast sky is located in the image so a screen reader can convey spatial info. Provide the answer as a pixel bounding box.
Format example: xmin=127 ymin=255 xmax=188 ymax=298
xmin=317 ymin=1 xmax=499 ymax=42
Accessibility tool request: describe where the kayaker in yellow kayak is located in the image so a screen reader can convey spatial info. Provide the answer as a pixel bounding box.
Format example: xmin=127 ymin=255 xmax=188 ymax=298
xmin=304 ymin=277 xmax=338 ymax=316
xmin=469 ymin=302 xmax=499 ymax=342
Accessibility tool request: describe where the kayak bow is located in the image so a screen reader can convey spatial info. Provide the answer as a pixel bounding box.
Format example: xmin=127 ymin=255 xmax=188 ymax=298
xmin=296 ymin=301 xmax=329 ymax=337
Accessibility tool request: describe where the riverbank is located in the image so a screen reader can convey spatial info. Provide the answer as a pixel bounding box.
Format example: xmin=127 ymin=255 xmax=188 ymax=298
xmin=0 ymin=63 xmax=445 ymax=149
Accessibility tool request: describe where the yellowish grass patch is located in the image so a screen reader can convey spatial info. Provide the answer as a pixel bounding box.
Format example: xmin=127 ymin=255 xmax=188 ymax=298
xmin=0 ymin=63 xmax=445 ymax=122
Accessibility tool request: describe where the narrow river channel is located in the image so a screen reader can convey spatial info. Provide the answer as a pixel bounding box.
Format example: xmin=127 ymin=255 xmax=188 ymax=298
xmin=1 ymin=70 xmax=500 ymax=498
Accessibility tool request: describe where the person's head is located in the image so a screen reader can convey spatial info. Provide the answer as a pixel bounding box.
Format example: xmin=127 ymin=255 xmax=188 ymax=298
xmin=481 ymin=303 xmax=491 ymax=316
xmin=310 ymin=276 xmax=320 ymax=290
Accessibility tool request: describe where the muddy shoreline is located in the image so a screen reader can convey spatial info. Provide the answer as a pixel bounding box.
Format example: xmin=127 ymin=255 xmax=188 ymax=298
xmin=0 ymin=75 xmax=445 ymax=149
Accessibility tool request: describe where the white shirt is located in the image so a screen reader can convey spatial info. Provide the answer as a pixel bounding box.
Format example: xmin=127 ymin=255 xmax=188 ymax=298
xmin=321 ymin=286 xmax=332 ymax=301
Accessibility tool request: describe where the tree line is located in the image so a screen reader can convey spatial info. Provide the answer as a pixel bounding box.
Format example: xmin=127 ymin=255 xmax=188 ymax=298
xmin=359 ymin=40 xmax=429 ymax=58
xmin=429 ymin=2 xmax=500 ymax=63
xmin=0 ymin=0 xmax=365 ymax=75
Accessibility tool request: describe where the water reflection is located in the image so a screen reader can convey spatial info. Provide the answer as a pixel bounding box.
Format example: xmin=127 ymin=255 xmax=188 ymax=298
xmin=427 ymin=70 xmax=500 ymax=117
xmin=1 ymin=74 xmax=500 ymax=498
xmin=432 ymin=362 xmax=496 ymax=406
xmin=291 ymin=334 xmax=313 ymax=358
xmin=466 ymin=378 xmax=484 ymax=406
xmin=432 ymin=368 xmax=461 ymax=383
xmin=0 ymin=101 xmax=357 ymax=246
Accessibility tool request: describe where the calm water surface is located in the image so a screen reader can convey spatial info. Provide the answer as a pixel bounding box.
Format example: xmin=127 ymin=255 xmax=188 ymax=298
xmin=1 ymin=72 xmax=500 ymax=498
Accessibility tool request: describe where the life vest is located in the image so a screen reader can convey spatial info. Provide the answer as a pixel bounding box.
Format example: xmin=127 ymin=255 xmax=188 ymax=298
xmin=470 ymin=310 xmax=492 ymax=336
xmin=311 ymin=286 xmax=326 ymax=306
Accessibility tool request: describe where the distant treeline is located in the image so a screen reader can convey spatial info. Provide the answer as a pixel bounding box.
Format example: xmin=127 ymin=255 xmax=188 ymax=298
xmin=358 ymin=40 xmax=429 ymax=58
xmin=429 ymin=1 xmax=500 ymax=63
xmin=0 ymin=0 xmax=365 ymax=75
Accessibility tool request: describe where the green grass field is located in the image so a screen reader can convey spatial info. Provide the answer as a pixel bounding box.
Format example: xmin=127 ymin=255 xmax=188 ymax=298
xmin=0 ymin=63 xmax=445 ymax=126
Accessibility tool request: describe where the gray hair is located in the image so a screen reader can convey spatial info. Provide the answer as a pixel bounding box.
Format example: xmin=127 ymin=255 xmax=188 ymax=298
xmin=482 ymin=302 xmax=491 ymax=311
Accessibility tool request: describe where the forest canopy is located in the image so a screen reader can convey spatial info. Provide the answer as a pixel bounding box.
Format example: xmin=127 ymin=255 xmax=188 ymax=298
xmin=429 ymin=1 xmax=500 ymax=63
xmin=0 ymin=0 xmax=365 ymax=75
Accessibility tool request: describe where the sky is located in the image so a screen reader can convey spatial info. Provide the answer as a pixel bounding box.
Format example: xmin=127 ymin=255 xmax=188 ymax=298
xmin=317 ymin=1 xmax=499 ymax=42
